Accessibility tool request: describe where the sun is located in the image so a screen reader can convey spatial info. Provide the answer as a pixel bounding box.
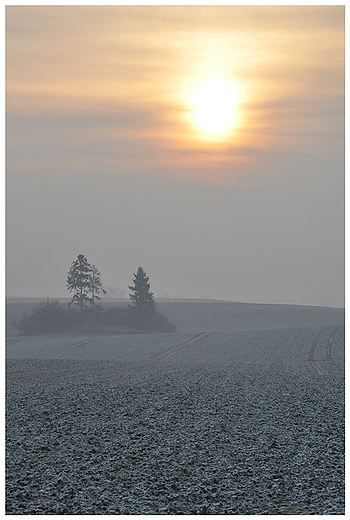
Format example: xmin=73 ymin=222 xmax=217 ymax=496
xmin=190 ymin=79 xmax=239 ymax=139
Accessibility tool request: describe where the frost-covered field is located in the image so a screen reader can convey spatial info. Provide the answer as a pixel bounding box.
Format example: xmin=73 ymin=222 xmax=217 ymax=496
xmin=6 ymin=302 xmax=345 ymax=515
xmin=5 ymin=325 xmax=344 ymax=365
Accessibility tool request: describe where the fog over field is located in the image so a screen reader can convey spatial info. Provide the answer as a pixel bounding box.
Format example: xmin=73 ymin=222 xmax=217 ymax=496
xmin=6 ymin=300 xmax=344 ymax=514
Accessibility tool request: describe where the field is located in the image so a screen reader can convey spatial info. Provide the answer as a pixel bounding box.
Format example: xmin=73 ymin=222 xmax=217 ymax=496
xmin=6 ymin=300 xmax=345 ymax=514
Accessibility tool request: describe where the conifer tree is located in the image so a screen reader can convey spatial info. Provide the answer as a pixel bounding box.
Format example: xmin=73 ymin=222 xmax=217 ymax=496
xmin=67 ymin=254 xmax=92 ymax=321
xmin=67 ymin=255 xmax=106 ymax=324
xmin=128 ymin=267 xmax=155 ymax=311
xmin=89 ymin=264 xmax=106 ymax=316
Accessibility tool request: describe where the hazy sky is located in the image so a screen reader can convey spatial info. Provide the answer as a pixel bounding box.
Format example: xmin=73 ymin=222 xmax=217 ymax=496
xmin=6 ymin=5 xmax=344 ymax=306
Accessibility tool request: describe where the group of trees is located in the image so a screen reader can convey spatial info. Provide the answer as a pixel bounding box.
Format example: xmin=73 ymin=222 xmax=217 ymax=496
xmin=66 ymin=255 xmax=155 ymax=319
xmin=17 ymin=255 xmax=175 ymax=334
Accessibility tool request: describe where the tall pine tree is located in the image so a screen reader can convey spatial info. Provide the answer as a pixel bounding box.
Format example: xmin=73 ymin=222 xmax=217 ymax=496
xmin=89 ymin=264 xmax=106 ymax=316
xmin=67 ymin=254 xmax=92 ymax=322
xmin=128 ymin=267 xmax=155 ymax=311
xmin=67 ymin=254 xmax=105 ymax=324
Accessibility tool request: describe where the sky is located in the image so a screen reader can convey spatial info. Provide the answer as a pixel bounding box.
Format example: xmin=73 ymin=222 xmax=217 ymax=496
xmin=6 ymin=5 xmax=344 ymax=306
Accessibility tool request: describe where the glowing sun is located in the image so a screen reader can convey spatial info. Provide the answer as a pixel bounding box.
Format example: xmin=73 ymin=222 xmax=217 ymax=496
xmin=190 ymin=79 xmax=239 ymax=139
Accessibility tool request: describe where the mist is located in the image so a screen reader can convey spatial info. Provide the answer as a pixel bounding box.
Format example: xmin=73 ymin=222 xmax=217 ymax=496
xmin=6 ymin=6 xmax=344 ymax=308
xmin=6 ymin=148 xmax=343 ymax=307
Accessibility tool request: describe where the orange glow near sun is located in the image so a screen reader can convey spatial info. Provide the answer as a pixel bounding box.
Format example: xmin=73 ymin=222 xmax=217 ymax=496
xmin=186 ymin=79 xmax=241 ymax=141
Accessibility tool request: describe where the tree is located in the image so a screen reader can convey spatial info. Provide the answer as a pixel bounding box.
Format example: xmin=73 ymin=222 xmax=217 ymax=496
xmin=128 ymin=267 xmax=155 ymax=311
xmin=89 ymin=264 xmax=106 ymax=316
xmin=66 ymin=254 xmax=93 ymax=323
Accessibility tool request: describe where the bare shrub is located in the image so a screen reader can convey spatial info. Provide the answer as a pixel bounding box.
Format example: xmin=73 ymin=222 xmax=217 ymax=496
xmin=97 ymin=306 xmax=176 ymax=333
xmin=17 ymin=298 xmax=79 ymax=334
xmin=17 ymin=300 xmax=176 ymax=335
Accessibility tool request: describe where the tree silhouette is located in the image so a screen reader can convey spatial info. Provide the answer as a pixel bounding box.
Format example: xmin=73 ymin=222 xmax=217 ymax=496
xmin=128 ymin=267 xmax=155 ymax=311
xmin=67 ymin=254 xmax=92 ymax=323
xmin=89 ymin=264 xmax=106 ymax=317
xmin=67 ymin=255 xmax=106 ymax=324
